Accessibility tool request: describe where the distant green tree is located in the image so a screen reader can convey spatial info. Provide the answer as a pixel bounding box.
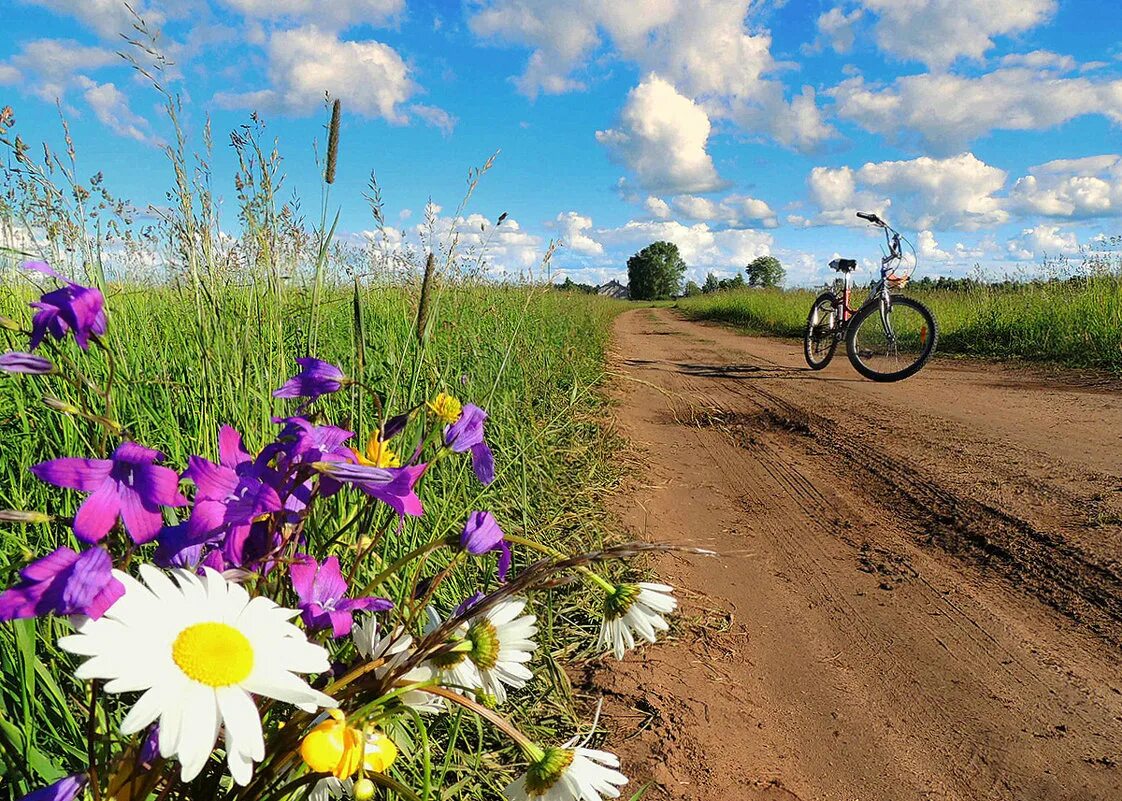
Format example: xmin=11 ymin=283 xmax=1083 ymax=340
xmin=745 ymin=255 xmax=785 ymax=288
xmin=718 ymin=274 xmax=746 ymax=291
xmin=555 ymin=277 xmax=596 ymax=294
xmin=627 ymin=241 xmax=687 ymax=300
xmin=702 ymin=272 xmax=720 ymax=293
xmin=684 ymin=280 xmax=703 ymax=297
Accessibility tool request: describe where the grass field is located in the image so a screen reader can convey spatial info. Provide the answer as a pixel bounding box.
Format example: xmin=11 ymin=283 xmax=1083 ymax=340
xmin=677 ymin=274 xmax=1122 ymax=372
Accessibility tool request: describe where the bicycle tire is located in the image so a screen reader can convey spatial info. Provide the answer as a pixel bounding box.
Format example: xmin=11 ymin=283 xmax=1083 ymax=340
xmin=845 ymin=295 xmax=938 ymax=382
xmin=803 ymin=291 xmax=840 ymax=370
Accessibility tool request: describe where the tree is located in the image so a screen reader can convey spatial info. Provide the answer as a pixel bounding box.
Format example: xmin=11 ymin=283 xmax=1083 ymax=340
xmin=684 ymin=280 xmax=702 ymax=297
xmin=745 ymin=255 xmax=785 ymax=288
xmin=627 ymin=241 xmax=686 ymax=300
xmin=702 ymin=272 xmax=720 ymax=294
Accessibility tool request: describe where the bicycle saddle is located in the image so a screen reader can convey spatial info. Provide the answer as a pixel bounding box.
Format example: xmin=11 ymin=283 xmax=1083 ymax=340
xmin=829 ymin=258 xmax=857 ymax=273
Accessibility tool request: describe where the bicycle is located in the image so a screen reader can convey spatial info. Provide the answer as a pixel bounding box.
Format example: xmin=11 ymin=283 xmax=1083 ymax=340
xmin=803 ymin=212 xmax=938 ymax=382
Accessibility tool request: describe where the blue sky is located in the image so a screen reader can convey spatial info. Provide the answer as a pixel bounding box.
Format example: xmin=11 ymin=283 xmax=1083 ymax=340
xmin=2 ymin=0 xmax=1121 ymax=286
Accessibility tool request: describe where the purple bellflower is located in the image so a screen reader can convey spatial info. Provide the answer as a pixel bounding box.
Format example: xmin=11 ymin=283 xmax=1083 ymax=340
xmin=31 ymin=442 xmax=187 ymax=544
xmin=0 ymin=546 xmax=123 ymax=621
xmin=24 ymin=261 xmax=108 ymax=351
xmin=273 ymin=357 xmax=348 ymax=401
xmin=444 ymin=404 xmax=495 ymax=485
xmin=459 ymin=510 xmax=511 ymax=580
xmin=0 ymin=351 xmax=54 ymax=375
xmin=18 ymin=774 xmax=88 ymax=801
xmin=290 ymin=555 xmax=392 ymax=637
xmin=314 ymin=461 xmax=425 ymax=518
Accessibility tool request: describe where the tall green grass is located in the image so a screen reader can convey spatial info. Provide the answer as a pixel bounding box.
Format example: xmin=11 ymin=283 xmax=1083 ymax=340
xmin=677 ymin=274 xmax=1122 ymax=372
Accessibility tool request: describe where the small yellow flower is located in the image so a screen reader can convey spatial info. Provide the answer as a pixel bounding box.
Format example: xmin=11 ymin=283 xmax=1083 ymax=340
xmin=428 ymin=392 xmax=463 ymax=425
xmin=362 ymin=730 xmax=397 ymax=773
xmin=352 ymin=433 xmax=401 ymax=468
xmin=300 ymin=710 xmax=364 ymax=780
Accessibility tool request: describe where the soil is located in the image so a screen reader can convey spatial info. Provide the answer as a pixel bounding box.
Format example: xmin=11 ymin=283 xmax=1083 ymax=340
xmin=585 ymin=307 xmax=1122 ymax=801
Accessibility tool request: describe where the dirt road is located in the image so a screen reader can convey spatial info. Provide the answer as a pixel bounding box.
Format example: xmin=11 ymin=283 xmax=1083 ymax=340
xmin=591 ymin=307 xmax=1122 ymax=801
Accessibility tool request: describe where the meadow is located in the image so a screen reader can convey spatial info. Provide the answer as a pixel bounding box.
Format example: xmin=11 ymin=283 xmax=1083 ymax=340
xmin=677 ymin=268 xmax=1122 ymax=373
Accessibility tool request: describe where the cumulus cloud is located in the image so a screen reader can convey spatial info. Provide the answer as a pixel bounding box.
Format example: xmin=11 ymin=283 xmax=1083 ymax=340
xmin=831 ymin=65 xmax=1122 ymax=153
xmin=644 ymin=196 xmax=672 ymax=219
xmin=596 ymin=219 xmax=773 ymax=269
xmin=1007 ymin=224 xmax=1080 ymax=260
xmin=807 ymin=153 xmax=1008 ymax=231
xmin=858 ymin=0 xmax=1056 ymax=68
xmin=365 ymin=211 xmax=544 ymax=275
xmin=469 ymin=0 xmax=831 ymax=151
xmin=17 ymin=0 xmax=164 ymax=39
xmin=596 ymin=75 xmax=725 ymax=194
xmin=1010 ymin=155 xmax=1122 ymax=219
xmin=218 ymin=0 xmax=402 ymax=28
xmin=813 ymin=7 xmax=863 ymax=54
xmin=668 ymin=194 xmax=777 ymax=228
xmin=77 ymin=77 xmax=164 ymax=146
xmin=215 ymin=26 xmax=448 ymax=128
xmin=554 ymin=211 xmax=604 ymax=256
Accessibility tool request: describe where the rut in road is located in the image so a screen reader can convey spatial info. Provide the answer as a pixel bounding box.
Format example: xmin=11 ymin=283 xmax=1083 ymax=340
xmin=589 ymin=307 xmax=1122 ymax=801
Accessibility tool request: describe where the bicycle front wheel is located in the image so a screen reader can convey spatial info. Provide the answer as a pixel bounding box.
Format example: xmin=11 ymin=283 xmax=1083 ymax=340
xmin=845 ymin=295 xmax=938 ymax=382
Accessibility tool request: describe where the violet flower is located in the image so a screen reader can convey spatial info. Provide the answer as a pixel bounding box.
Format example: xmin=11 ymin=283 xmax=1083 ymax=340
xmin=273 ymin=357 xmax=348 ymax=401
xmin=459 ymin=510 xmax=512 ymax=580
xmin=0 ymin=351 xmax=54 ymax=375
xmin=314 ymin=461 xmax=425 ymax=518
xmin=31 ymin=442 xmax=187 ymax=544
xmin=24 ymin=260 xmax=108 ymax=351
xmin=18 ymin=774 xmax=88 ymax=801
xmin=182 ymin=425 xmax=283 ymax=565
xmin=264 ymin=417 xmax=354 ymax=468
xmin=290 ymin=555 xmax=392 ymax=637
xmin=444 ymin=404 xmax=495 ymax=485
xmin=0 ymin=546 xmax=123 ymax=621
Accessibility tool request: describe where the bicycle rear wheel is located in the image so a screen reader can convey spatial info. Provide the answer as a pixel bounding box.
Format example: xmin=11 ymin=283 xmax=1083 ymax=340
xmin=845 ymin=295 xmax=937 ymax=382
xmin=803 ymin=292 xmax=840 ymax=370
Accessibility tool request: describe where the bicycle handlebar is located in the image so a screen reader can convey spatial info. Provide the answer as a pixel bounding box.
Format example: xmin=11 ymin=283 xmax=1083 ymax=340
xmin=856 ymin=211 xmax=884 ymax=226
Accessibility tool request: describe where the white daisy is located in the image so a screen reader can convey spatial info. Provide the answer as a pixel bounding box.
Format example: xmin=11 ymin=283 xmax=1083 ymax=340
xmin=598 ymin=582 xmax=676 ymax=660
xmin=352 ymin=617 xmax=443 ymax=714
xmin=423 ymin=607 xmax=482 ymax=696
xmin=309 ymin=777 xmax=353 ymax=801
xmin=58 ymin=565 xmax=335 ymax=785
xmin=504 ymin=743 xmax=628 ymax=801
xmin=464 ymin=597 xmax=538 ymax=704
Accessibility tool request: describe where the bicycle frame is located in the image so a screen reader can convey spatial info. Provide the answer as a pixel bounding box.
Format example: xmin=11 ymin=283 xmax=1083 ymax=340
xmin=835 ymin=221 xmax=904 ymax=326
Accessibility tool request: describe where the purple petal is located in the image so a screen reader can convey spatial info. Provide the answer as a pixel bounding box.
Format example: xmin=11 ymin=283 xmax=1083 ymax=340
xmin=118 ymin=489 xmax=163 ymax=544
xmin=18 ymin=773 xmax=88 ymax=801
xmin=470 ymin=441 xmax=495 ymax=486
xmin=496 ymin=541 xmax=512 ymax=581
xmin=112 ymin=441 xmax=163 ymax=465
xmin=73 ymin=483 xmax=121 ymax=542
xmin=0 ymin=351 xmax=54 ymax=375
xmin=133 ymin=462 xmax=188 ymax=508
xmin=289 ymin=554 xmax=318 ymax=606
xmin=19 ymin=547 xmax=80 ymax=582
xmin=461 ymin=511 xmax=503 ymax=555
xmin=312 ymin=556 xmax=348 ymax=605
xmin=183 ymin=456 xmax=239 ymax=499
xmin=219 ymin=425 xmax=251 ymax=468
xmin=31 ymin=457 xmax=112 ymax=492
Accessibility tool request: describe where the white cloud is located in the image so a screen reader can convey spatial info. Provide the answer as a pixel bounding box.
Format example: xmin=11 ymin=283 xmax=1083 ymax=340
xmin=469 ymin=0 xmax=830 ymax=151
xmin=1010 ymin=155 xmax=1122 ymax=219
xmin=644 ymin=196 xmax=671 ymax=219
xmin=554 ymin=211 xmax=604 ymax=256
xmin=808 ymin=153 xmax=1008 ymax=231
xmin=669 ymin=194 xmax=777 ymax=228
xmin=596 ymin=75 xmax=725 ymax=194
xmin=916 ymin=230 xmax=951 ymax=261
xmin=815 ymin=7 xmax=863 ymax=54
xmin=77 ymin=77 xmax=164 ymax=146
xmin=1007 ymin=224 xmax=1080 ymax=260
xmin=832 ymin=66 xmax=1122 ymax=153
xmin=409 ymin=104 xmax=458 ymax=135
xmin=17 ymin=0 xmax=164 ymax=39
xmin=858 ymin=0 xmax=1056 ymax=68
xmin=365 ymin=211 xmax=544 ymax=275
xmin=214 ymin=26 xmax=440 ymax=125
xmin=596 ymin=219 xmax=773 ymax=269
xmin=0 ymin=38 xmax=118 ymax=100
xmin=218 ymin=0 xmax=402 ymax=28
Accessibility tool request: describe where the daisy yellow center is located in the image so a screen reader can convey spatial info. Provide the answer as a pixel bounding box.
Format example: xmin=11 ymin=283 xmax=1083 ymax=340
xmin=603 ymin=583 xmax=640 ymax=621
xmin=429 ymin=392 xmax=462 ymax=425
xmin=525 ymin=747 xmax=575 ymax=795
xmin=467 ymin=619 xmax=500 ymax=671
xmin=172 ymin=622 xmax=254 ymax=687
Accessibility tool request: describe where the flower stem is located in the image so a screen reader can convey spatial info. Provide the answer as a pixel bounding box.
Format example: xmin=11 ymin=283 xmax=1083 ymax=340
xmin=504 ymin=533 xmax=617 ymax=593
xmin=358 ymin=537 xmax=447 ymax=596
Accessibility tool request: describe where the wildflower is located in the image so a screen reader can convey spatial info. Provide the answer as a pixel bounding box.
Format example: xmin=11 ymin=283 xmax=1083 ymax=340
xmin=352 ymin=618 xmax=442 ymax=714
xmin=265 ymin=417 xmax=354 ymax=469
xmin=352 ymin=432 xmax=401 ymax=468
xmin=0 ymin=351 xmax=54 ymax=374
xmin=24 ymin=261 xmax=107 ymax=351
xmin=458 ymin=510 xmax=511 ymax=580
xmin=31 ymin=442 xmax=187 ymax=544
xmin=504 ymin=743 xmax=627 ymax=801
xmin=18 ymin=774 xmax=88 ymax=801
xmin=0 ymin=546 xmax=123 ymax=622
xmin=464 ymin=597 xmax=538 ymax=704
xmin=428 ymin=392 xmax=462 ymax=425
xmin=182 ymin=426 xmax=283 ymax=565
xmin=598 ymin=583 xmax=676 ymax=660
xmin=444 ymin=404 xmax=495 ymax=485
xmin=313 ymin=461 xmax=424 ymax=518
xmin=58 ymin=566 xmax=336 ymax=785
xmin=273 ymin=357 xmax=349 ymax=401
xmin=300 ymin=709 xmax=398 ymax=780
xmin=424 ymin=608 xmax=482 ymax=695
xmin=290 ymin=555 xmax=392 ymax=638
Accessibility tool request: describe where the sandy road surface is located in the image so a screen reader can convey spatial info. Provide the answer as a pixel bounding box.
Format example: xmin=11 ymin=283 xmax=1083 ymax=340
xmin=590 ymin=307 xmax=1122 ymax=801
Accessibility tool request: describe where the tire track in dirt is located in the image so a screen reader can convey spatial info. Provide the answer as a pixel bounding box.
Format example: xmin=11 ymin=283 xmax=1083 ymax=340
xmin=588 ymin=307 xmax=1122 ymax=801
